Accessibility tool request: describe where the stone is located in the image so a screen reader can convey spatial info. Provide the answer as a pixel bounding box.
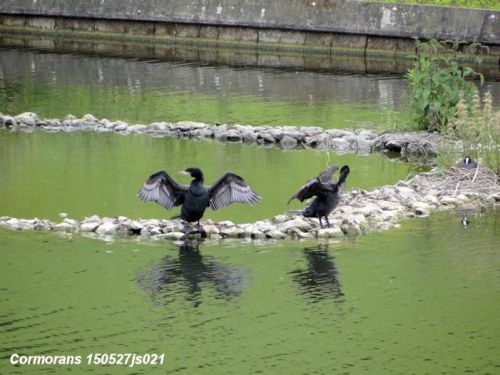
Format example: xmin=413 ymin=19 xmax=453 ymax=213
xmin=317 ymin=227 xmax=344 ymax=238
xmin=202 ymin=224 xmax=219 ymax=235
xmin=267 ymin=230 xmax=286 ymax=239
xmin=328 ymin=138 xmax=351 ymax=152
xmin=273 ymin=215 xmax=290 ymax=224
xmin=114 ymin=122 xmax=128 ymax=131
xmin=82 ymin=114 xmax=99 ymax=122
xmin=0 ymin=115 xmax=17 ymax=129
xmin=256 ymin=132 xmax=276 ymax=144
xmin=80 ymin=222 xmax=99 ymax=232
xmin=280 ymin=135 xmax=298 ymax=149
xmin=53 ymin=222 xmax=77 ymax=233
xmin=15 ymin=112 xmax=38 ymax=127
xmin=412 ymin=202 xmax=432 ymax=216
xmin=164 ymin=232 xmax=186 ymax=240
xmin=278 ymin=217 xmax=312 ymax=232
xmin=440 ymin=196 xmax=457 ymax=205
xmin=128 ymin=124 xmax=147 ymax=133
xmin=4 ymin=218 xmax=20 ymax=230
xmin=96 ymin=221 xmax=117 ymax=235
xmin=219 ymin=226 xmax=245 ymax=238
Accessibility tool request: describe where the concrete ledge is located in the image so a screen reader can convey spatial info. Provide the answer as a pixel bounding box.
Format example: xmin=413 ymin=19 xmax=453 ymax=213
xmin=0 ymin=1 xmax=498 ymax=68
xmin=0 ymin=1 xmax=498 ymax=45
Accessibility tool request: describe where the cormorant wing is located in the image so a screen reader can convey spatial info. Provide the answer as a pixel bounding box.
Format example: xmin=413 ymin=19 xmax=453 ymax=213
xmin=208 ymin=173 xmax=260 ymax=210
xmin=288 ymin=165 xmax=338 ymax=204
xmin=318 ymin=165 xmax=339 ymax=184
xmin=137 ymin=170 xmax=188 ymax=209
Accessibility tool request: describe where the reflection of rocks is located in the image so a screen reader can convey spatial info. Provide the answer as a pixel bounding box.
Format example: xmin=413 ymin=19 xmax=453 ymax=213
xmin=0 ymin=112 xmax=451 ymax=157
xmin=136 ymin=238 xmax=249 ymax=307
xmin=289 ymin=244 xmax=343 ymax=302
xmin=1 ymin=165 xmax=498 ymax=242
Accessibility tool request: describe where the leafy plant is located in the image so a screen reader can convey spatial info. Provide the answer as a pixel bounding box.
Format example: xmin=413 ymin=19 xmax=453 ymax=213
xmin=406 ymin=39 xmax=484 ymax=132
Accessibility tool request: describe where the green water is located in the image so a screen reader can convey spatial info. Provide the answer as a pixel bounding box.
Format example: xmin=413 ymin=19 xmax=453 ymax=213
xmin=0 ymin=46 xmax=410 ymax=129
xmin=0 ymin=131 xmax=417 ymax=223
xmin=1 ymin=45 xmax=499 ymax=375
xmin=1 ymin=211 xmax=499 ymax=374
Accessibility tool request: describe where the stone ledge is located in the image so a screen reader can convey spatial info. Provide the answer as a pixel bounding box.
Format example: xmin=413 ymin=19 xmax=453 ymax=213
xmin=0 ymin=112 xmax=445 ymax=158
xmin=1 ymin=166 xmax=498 ymax=242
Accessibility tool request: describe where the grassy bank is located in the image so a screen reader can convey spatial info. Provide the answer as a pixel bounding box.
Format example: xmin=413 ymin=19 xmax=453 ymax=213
xmin=371 ymin=0 xmax=499 ymax=10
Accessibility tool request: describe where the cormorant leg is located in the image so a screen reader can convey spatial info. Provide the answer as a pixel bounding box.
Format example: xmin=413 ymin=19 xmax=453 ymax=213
xmin=325 ymin=216 xmax=331 ymax=228
xmin=318 ymin=215 xmax=324 ymax=228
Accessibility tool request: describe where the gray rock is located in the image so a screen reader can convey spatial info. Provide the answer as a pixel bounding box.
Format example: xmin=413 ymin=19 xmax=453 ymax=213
xmin=219 ymin=226 xmax=245 ymax=238
xmin=128 ymin=124 xmax=147 ymax=133
xmin=273 ymin=215 xmax=290 ymax=224
xmin=164 ymin=232 xmax=186 ymax=240
xmin=256 ymin=132 xmax=276 ymax=144
xmin=278 ymin=217 xmax=312 ymax=232
xmin=280 ymin=135 xmax=298 ymax=149
xmin=114 ymin=122 xmax=128 ymax=131
xmin=202 ymin=224 xmax=219 ymax=235
xmin=15 ymin=112 xmax=38 ymax=127
xmin=1 ymin=115 xmax=17 ymax=129
xmin=80 ymin=222 xmax=99 ymax=232
xmin=412 ymin=202 xmax=432 ymax=216
xmin=327 ymin=138 xmax=351 ymax=152
xmin=96 ymin=221 xmax=117 ymax=235
xmin=82 ymin=114 xmax=99 ymax=123
xmin=53 ymin=222 xmax=77 ymax=233
xmin=317 ymin=227 xmax=344 ymax=238
xmin=267 ymin=230 xmax=286 ymax=239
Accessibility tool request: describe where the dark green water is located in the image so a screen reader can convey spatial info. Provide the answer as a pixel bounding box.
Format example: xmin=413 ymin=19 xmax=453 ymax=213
xmin=1 ymin=211 xmax=499 ymax=374
xmin=0 ymin=131 xmax=417 ymax=223
xmin=1 ymin=46 xmax=408 ymax=129
xmin=2 ymin=47 xmax=499 ymax=129
xmin=1 ymin=46 xmax=499 ymax=375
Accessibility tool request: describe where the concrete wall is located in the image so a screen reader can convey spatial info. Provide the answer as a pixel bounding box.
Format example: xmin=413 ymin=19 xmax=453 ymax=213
xmin=0 ymin=0 xmax=498 ymax=44
xmin=0 ymin=0 xmax=498 ymax=62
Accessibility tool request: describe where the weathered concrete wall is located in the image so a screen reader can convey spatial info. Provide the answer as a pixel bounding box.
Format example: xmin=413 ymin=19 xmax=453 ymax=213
xmin=0 ymin=0 xmax=498 ymax=44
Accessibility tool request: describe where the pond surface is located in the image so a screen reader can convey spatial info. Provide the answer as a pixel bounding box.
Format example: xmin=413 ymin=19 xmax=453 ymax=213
xmin=1 ymin=44 xmax=499 ymax=375
xmin=1 ymin=211 xmax=499 ymax=374
xmin=0 ymin=131 xmax=419 ymax=223
xmin=1 ymin=46 xmax=498 ymax=129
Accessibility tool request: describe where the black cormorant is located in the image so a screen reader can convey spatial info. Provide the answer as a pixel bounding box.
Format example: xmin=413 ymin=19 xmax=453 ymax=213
xmin=459 ymin=156 xmax=478 ymax=169
xmin=138 ymin=167 xmax=260 ymax=225
xmin=288 ymin=165 xmax=350 ymax=228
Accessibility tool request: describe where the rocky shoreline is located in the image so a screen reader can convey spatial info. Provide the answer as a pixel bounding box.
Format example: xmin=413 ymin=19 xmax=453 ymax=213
xmin=0 ymin=112 xmax=442 ymax=157
xmin=1 ymin=166 xmax=498 ymax=242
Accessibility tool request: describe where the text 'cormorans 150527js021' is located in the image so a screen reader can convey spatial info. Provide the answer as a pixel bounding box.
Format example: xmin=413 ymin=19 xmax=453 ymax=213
xmin=9 ymin=353 xmax=165 ymax=367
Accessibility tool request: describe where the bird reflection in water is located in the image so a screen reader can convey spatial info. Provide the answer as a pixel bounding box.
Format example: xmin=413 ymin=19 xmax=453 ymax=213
xmin=137 ymin=238 xmax=249 ymax=307
xmin=289 ymin=244 xmax=344 ymax=302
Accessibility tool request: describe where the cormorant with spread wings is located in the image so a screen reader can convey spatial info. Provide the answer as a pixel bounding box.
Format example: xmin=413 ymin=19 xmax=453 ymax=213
xmin=138 ymin=167 xmax=260 ymax=225
xmin=288 ymin=165 xmax=350 ymax=228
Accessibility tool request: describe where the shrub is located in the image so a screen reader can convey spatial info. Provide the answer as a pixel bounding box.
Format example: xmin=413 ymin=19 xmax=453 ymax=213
xmin=406 ymin=39 xmax=484 ymax=132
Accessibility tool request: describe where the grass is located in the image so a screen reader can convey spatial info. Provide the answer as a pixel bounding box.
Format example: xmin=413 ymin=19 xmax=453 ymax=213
xmin=370 ymin=0 xmax=500 ymax=10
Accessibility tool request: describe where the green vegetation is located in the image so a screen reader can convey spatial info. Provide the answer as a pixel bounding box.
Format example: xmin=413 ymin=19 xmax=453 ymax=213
xmin=371 ymin=0 xmax=499 ymax=10
xmin=404 ymin=39 xmax=499 ymax=173
xmin=446 ymin=92 xmax=500 ymax=173
xmin=406 ymin=39 xmax=484 ymax=132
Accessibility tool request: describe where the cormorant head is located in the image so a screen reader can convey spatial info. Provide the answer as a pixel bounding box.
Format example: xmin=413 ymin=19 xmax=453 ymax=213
xmin=185 ymin=167 xmax=204 ymax=181
xmin=338 ymin=165 xmax=350 ymax=185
